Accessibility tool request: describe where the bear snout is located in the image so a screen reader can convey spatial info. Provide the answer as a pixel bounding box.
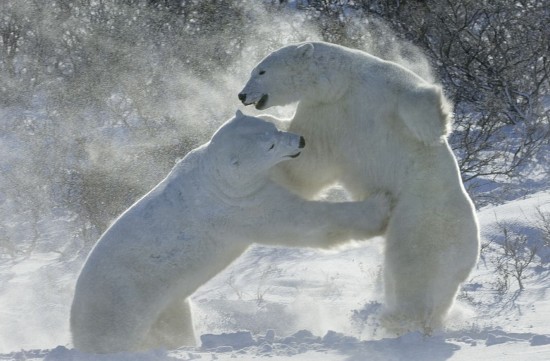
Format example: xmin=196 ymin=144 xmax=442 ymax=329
xmin=299 ymin=136 xmax=306 ymax=149
xmin=238 ymin=93 xmax=247 ymax=103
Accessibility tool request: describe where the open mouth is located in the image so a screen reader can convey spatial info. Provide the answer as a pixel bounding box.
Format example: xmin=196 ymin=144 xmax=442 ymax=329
xmin=254 ymin=94 xmax=269 ymax=110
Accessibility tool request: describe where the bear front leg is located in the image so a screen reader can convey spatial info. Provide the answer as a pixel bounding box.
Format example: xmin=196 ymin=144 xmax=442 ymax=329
xmin=314 ymin=192 xmax=392 ymax=247
xmin=252 ymin=191 xmax=391 ymax=249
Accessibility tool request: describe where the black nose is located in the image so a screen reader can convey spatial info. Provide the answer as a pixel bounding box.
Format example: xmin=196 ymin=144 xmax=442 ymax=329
xmin=299 ymin=136 xmax=306 ymax=148
xmin=238 ymin=93 xmax=246 ymax=103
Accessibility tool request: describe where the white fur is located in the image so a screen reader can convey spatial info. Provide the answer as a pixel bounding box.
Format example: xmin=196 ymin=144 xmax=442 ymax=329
xmin=239 ymin=41 xmax=480 ymax=334
xmin=70 ymin=111 xmax=391 ymax=353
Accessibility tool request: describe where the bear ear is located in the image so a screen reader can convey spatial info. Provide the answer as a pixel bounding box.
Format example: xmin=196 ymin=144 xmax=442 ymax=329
xmin=235 ymin=110 xmax=244 ymax=118
xmin=295 ymin=43 xmax=314 ymax=60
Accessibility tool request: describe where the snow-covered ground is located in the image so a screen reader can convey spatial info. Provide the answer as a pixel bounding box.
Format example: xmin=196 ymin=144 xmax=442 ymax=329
xmin=1 ymin=191 xmax=549 ymax=360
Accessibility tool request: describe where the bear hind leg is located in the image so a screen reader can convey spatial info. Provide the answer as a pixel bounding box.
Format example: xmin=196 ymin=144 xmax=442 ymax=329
xmin=382 ymin=259 xmax=461 ymax=336
xmin=144 ymin=297 xmax=196 ymax=350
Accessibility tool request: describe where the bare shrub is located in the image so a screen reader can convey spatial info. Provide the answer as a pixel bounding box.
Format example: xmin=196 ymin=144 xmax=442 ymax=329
xmin=492 ymin=224 xmax=538 ymax=292
xmin=535 ymin=206 xmax=550 ymax=248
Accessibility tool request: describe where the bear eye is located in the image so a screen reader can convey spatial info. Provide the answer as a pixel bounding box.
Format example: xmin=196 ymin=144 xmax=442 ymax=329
xmin=259 ymin=70 xmax=266 ymax=75
xmin=268 ymin=144 xmax=275 ymax=150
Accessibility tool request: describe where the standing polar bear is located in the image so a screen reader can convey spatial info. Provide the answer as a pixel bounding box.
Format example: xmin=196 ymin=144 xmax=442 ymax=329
xmin=239 ymin=41 xmax=480 ymax=334
xmin=71 ymin=111 xmax=391 ymax=353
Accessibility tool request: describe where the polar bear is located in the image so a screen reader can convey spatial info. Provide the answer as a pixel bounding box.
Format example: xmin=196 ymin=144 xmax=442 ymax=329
xmin=239 ymin=41 xmax=480 ymax=334
xmin=70 ymin=110 xmax=391 ymax=353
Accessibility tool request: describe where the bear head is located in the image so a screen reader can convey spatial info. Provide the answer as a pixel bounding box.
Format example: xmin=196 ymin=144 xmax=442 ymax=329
xmin=205 ymin=110 xmax=305 ymax=197
xmin=238 ymin=43 xmax=317 ymax=110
